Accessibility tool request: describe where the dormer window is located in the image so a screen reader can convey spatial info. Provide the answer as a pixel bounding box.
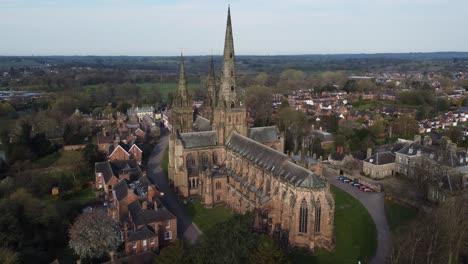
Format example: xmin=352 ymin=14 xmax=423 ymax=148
xmin=408 ymin=148 xmax=414 ymax=154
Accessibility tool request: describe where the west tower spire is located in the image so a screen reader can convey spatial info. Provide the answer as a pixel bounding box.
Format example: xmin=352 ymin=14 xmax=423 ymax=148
xmin=218 ymin=5 xmax=237 ymax=109
xmin=177 ymin=53 xmax=188 ymax=106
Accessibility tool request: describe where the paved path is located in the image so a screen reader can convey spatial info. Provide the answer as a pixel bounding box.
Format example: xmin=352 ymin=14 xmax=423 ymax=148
xmin=147 ymin=129 xmax=202 ymax=243
xmin=323 ymin=166 xmax=391 ymax=264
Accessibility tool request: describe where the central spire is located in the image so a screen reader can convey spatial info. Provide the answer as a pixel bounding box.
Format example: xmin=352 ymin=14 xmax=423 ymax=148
xmin=218 ymin=5 xmax=237 ymax=109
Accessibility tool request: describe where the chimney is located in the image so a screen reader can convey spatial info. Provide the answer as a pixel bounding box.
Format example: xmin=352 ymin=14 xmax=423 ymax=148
xmin=154 ymin=201 xmax=159 ymax=211
xmin=423 ymin=136 xmax=432 ymax=146
xmin=366 ymin=148 xmax=372 ymax=159
xmin=414 ymin=135 xmax=421 ymax=144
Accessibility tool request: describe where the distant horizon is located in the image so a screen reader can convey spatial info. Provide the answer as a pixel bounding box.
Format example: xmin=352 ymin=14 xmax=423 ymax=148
xmin=1 ymin=0 xmax=467 ymax=56
xmin=2 ymin=51 xmax=468 ymax=58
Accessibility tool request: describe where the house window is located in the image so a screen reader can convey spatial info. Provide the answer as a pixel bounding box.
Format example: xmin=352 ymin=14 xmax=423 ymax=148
xmin=299 ymin=199 xmax=308 ymax=234
xmin=142 ymin=240 xmax=147 ymax=246
xmin=315 ymin=200 xmax=321 ymax=233
xmin=165 ymin=220 xmax=171 ymax=228
xmin=165 ymin=231 xmax=172 ymax=240
xmin=150 ymin=239 xmax=155 ymax=245
xmin=132 ymin=242 xmax=137 ymax=249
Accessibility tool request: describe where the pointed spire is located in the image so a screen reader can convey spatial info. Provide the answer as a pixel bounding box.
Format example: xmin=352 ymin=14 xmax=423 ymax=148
xmin=218 ymin=5 xmax=237 ymax=109
xmin=177 ymin=52 xmax=188 ymax=106
xmin=206 ymin=55 xmax=217 ymax=107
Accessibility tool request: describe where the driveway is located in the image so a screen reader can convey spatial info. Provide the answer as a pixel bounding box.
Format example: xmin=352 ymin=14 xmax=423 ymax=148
xmin=147 ymin=129 xmax=201 ymax=243
xmin=323 ymin=166 xmax=391 ymax=264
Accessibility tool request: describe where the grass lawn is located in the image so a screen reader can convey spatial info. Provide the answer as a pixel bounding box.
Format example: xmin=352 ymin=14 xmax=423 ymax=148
xmin=289 ymin=185 xmax=377 ymax=264
xmin=384 ymin=199 xmax=418 ymax=232
xmin=184 ymin=200 xmax=233 ymax=233
xmin=31 ymin=150 xmax=84 ymax=169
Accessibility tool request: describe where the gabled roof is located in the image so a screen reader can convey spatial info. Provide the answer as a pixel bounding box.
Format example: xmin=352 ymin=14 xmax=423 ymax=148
xmin=193 ymin=115 xmax=212 ymax=132
xmin=113 ymin=180 xmax=128 ymax=201
xmin=179 ymin=131 xmax=217 ymax=149
xmin=128 ymin=201 xmax=176 ymax=226
xmin=129 ymin=144 xmax=143 ymax=153
xmin=127 ymin=225 xmax=157 ymax=242
xmin=365 ymin=152 xmax=395 ymax=165
xmin=95 ymin=161 xmax=114 ymax=183
xmin=248 ymin=126 xmax=280 ymax=143
xmin=109 ymin=144 xmax=130 ymax=158
xmin=226 ymin=133 xmax=325 ymax=188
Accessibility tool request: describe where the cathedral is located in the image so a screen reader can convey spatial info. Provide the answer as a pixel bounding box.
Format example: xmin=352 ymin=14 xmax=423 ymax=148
xmin=168 ymin=7 xmax=335 ymax=250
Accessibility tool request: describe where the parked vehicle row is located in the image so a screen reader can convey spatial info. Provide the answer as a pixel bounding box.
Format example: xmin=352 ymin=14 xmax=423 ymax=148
xmin=338 ymin=176 xmax=373 ymax=192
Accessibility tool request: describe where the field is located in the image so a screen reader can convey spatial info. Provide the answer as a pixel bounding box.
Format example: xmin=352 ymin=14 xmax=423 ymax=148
xmin=84 ymin=82 xmax=200 ymax=101
xmin=184 ymin=200 xmax=233 ymax=233
xmin=384 ymin=199 xmax=418 ymax=232
xmin=289 ymin=185 xmax=377 ymax=264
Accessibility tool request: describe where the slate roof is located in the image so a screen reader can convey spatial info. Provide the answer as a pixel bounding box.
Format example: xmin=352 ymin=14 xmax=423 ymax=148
xmin=396 ymin=143 xmax=468 ymax=167
xmin=95 ymin=161 xmax=114 ymax=183
xmin=179 ymin=131 xmax=218 ymax=149
xmin=110 ymin=159 xmax=142 ymax=181
xmin=97 ymin=134 xmax=114 ymax=144
xmin=365 ymin=152 xmax=395 ymax=165
xmin=127 ymin=225 xmax=157 ymax=242
xmin=247 ymin=126 xmax=280 ymax=143
xmin=193 ymin=115 xmax=212 ymax=132
xmin=128 ymin=201 xmax=176 ymax=226
xmin=113 ymin=180 xmax=128 ymax=201
xmin=225 ymin=133 xmax=325 ymax=188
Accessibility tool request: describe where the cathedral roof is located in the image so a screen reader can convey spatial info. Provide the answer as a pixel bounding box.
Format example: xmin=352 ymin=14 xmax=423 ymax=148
xmin=226 ymin=132 xmax=325 ymax=188
xmin=193 ymin=115 xmax=212 ymax=132
xmin=179 ymin=131 xmax=218 ymax=149
xmin=248 ymin=126 xmax=280 ymax=143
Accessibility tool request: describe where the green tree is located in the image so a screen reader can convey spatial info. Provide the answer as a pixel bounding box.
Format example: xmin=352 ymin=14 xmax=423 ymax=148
xmin=245 ymin=85 xmax=274 ymax=127
xmin=248 ymin=235 xmax=287 ymax=264
xmin=155 ymin=240 xmax=187 ymax=264
xmin=69 ymin=211 xmax=121 ymax=260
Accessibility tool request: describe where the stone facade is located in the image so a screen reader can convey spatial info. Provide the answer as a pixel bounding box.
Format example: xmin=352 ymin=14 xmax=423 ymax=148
xmin=362 ymin=152 xmax=395 ymax=179
xmin=167 ymin=7 xmax=334 ymax=250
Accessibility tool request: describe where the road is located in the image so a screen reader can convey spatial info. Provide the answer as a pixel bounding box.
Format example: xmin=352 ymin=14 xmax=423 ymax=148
xmin=323 ymin=166 xmax=391 ymax=264
xmin=147 ymin=129 xmax=201 ymax=243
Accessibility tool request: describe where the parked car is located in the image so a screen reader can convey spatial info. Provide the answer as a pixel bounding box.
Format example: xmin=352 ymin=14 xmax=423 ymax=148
xmin=353 ymin=183 xmax=361 ymax=188
xmin=338 ymin=176 xmax=346 ymax=181
xmin=343 ymin=178 xmax=351 ymax=183
xmin=359 ymin=185 xmax=368 ymax=191
xmin=349 ymin=181 xmax=356 ymax=185
xmin=363 ymin=188 xmax=373 ymax=192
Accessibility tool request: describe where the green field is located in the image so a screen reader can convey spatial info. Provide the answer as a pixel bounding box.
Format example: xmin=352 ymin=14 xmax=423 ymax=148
xmin=184 ymin=200 xmax=233 ymax=233
xmin=31 ymin=150 xmax=84 ymax=170
xmin=384 ymin=199 xmax=418 ymax=232
xmin=84 ymin=82 xmax=200 ymax=101
xmin=290 ymin=185 xmax=377 ymax=264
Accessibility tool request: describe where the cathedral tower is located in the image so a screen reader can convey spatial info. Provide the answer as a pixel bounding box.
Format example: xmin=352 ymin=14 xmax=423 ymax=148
xmin=171 ymin=53 xmax=193 ymax=133
xmin=212 ymin=6 xmax=248 ymax=144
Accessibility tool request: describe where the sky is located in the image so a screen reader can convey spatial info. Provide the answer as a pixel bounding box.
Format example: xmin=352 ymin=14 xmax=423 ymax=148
xmin=0 ymin=0 xmax=467 ymax=56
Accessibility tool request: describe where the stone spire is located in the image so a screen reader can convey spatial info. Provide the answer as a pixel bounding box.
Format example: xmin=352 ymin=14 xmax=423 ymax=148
xmin=177 ymin=52 xmax=188 ymax=107
xmin=218 ymin=5 xmax=237 ymax=109
xmin=206 ymin=55 xmax=216 ymax=106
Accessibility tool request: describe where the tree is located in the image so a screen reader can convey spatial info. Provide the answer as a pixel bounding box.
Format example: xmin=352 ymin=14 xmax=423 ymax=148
xmin=155 ymin=240 xmax=187 ymax=264
xmin=248 ymin=235 xmax=287 ymax=264
xmin=69 ymin=211 xmax=121 ymax=260
xmin=82 ymin=143 xmax=105 ymax=169
xmin=391 ymin=115 xmax=419 ymax=139
xmin=0 ymin=248 xmax=18 ymax=264
xmin=245 ymin=85 xmax=274 ymax=127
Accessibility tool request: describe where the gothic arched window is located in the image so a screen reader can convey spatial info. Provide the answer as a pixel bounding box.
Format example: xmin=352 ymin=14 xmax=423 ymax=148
xmin=231 ymin=101 xmax=235 ymax=108
xmin=186 ymin=154 xmax=195 ymax=168
xmin=315 ymin=200 xmax=321 ymax=233
xmin=213 ymin=152 xmax=218 ymax=164
xmin=299 ymin=198 xmax=308 ymax=234
xmin=201 ymin=153 xmax=210 ymax=168
xmin=216 ymin=182 xmax=221 ymax=190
